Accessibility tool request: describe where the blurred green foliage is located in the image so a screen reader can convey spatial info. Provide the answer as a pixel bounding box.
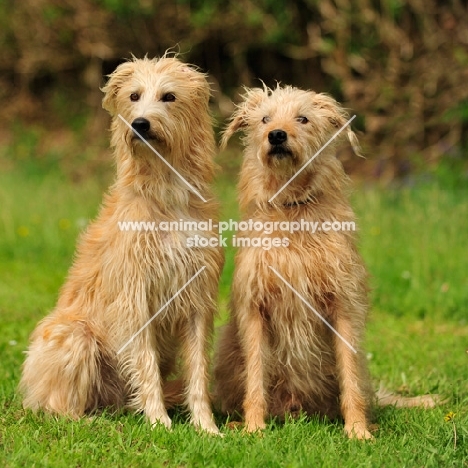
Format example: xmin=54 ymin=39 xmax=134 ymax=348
xmin=0 ymin=0 xmax=467 ymax=179
xmin=96 ymin=0 xmax=153 ymax=17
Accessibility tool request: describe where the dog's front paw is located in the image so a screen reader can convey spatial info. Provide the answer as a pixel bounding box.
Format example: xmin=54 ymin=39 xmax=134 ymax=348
xmin=203 ymin=425 xmax=223 ymax=437
xmin=193 ymin=418 xmax=222 ymax=436
xmin=244 ymin=416 xmax=266 ymax=433
xmin=344 ymin=422 xmax=374 ymax=440
xmin=149 ymin=413 xmax=172 ymax=430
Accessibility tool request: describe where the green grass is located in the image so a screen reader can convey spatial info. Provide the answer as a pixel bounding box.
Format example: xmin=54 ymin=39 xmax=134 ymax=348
xmin=0 ymin=147 xmax=467 ymax=467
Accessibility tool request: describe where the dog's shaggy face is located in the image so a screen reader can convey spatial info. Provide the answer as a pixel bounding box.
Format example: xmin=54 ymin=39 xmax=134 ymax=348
xmin=222 ymin=85 xmax=360 ymax=207
xmin=102 ymin=57 xmax=212 ymax=160
xmin=224 ymin=86 xmax=359 ymax=170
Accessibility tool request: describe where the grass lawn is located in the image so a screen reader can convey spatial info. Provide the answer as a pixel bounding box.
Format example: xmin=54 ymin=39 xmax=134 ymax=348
xmin=0 ymin=142 xmax=467 ymax=467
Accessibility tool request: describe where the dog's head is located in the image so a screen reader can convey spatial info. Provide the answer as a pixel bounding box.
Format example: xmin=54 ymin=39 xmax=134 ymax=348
xmin=222 ymin=85 xmax=360 ymax=170
xmin=102 ymin=56 xmax=213 ymax=159
xmin=222 ymin=85 xmax=361 ymax=206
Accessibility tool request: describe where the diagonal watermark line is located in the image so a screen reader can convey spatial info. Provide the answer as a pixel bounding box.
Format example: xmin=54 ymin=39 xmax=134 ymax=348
xmin=117 ymin=266 xmax=206 ymax=355
xmin=268 ymin=115 xmax=356 ymax=203
xmin=118 ymin=114 xmax=207 ymax=203
xmin=268 ymin=266 xmax=357 ymax=353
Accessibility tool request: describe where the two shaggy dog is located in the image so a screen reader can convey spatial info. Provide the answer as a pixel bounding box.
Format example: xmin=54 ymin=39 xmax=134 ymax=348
xmin=20 ymin=56 xmax=435 ymax=439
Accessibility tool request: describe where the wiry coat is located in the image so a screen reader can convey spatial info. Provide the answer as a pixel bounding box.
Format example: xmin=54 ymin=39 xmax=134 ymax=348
xmin=214 ymin=86 xmax=374 ymax=439
xmin=20 ymin=56 xmax=223 ymax=434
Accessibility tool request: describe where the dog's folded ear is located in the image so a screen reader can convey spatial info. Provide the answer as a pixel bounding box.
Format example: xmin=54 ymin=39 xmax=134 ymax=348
xmin=312 ymin=93 xmax=363 ymax=157
xmin=101 ymin=61 xmax=136 ymax=115
xmin=220 ymin=87 xmax=267 ymax=149
xmin=346 ymin=128 xmax=363 ymax=158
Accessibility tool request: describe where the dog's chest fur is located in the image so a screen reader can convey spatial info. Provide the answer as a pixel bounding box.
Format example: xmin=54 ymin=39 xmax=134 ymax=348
xmin=76 ymin=194 xmax=221 ymax=323
xmin=234 ymin=220 xmax=365 ymax=399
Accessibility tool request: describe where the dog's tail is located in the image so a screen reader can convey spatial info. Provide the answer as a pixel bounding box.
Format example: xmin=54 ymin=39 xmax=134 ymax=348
xmin=20 ymin=317 xmax=123 ymax=417
xmin=375 ymin=385 xmax=444 ymax=409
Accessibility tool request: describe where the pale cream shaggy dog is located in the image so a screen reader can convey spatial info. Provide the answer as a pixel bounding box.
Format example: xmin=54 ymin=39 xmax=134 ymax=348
xmin=20 ymin=56 xmax=223 ymax=434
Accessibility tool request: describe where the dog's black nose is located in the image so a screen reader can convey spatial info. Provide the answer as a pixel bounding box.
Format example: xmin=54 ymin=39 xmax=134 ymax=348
xmin=131 ymin=117 xmax=150 ymax=134
xmin=268 ymin=129 xmax=288 ymax=145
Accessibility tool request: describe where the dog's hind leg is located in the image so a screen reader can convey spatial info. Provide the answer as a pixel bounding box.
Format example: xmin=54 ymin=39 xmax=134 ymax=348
xmin=20 ymin=317 xmax=104 ymax=417
xmin=180 ymin=310 xmax=219 ymax=435
xmin=213 ymin=321 xmax=246 ymax=415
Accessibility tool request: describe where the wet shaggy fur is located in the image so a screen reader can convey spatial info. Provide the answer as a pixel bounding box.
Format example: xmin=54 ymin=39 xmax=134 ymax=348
xmin=214 ymin=85 xmax=374 ymax=440
xmin=20 ymin=56 xmax=223 ymax=434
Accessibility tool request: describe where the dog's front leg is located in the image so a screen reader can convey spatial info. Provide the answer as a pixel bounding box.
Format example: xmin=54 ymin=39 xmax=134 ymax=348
xmin=239 ymin=309 xmax=267 ymax=432
xmin=123 ymin=334 xmax=171 ymax=429
xmin=333 ymin=314 xmax=373 ymax=440
xmin=181 ymin=312 xmax=220 ymax=435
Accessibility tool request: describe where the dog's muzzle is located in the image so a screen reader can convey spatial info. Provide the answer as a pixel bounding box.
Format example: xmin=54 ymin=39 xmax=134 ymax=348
xmin=268 ymin=129 xmax=293 ymax=159
xmin=131 ymin=117 xmax=151 ymax=140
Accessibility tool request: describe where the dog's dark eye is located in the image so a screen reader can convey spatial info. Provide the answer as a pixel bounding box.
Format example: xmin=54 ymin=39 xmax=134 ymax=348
xmin=162 ymin=93 xmax=176 ymax=102
xmin=262 ymin=116 xmax=271 ymax=124
xmin=297 ymin=116 xmax=309 ymax=124
xmin=130 ymin=93 xmax=140 ymax=102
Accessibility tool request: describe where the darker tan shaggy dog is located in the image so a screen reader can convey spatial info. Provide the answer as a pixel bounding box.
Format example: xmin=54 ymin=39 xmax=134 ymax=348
xmin=214 ymin=85 xmax=437 ymax=439
xmin=215 ymin=87 xmax=372 ymax=439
